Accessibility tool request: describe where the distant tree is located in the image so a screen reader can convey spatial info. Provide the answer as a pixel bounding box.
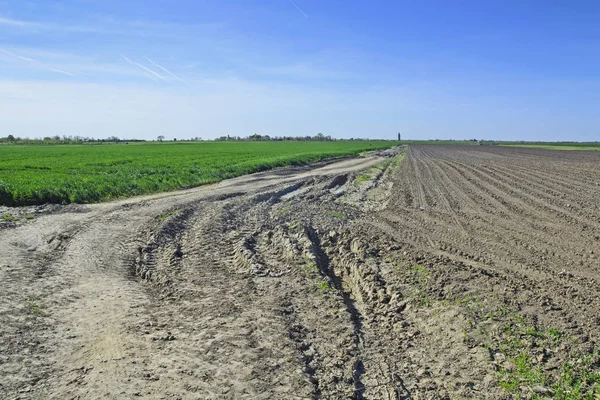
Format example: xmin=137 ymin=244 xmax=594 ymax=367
xmin=157 ymin=135 xmax=165 ymax=142
xmin=7 ymin=134 xmax=15 ymax=142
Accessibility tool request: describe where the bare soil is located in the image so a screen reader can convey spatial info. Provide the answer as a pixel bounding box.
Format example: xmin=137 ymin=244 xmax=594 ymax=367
xmin=1 ymin=145 xmax=598 ymax=399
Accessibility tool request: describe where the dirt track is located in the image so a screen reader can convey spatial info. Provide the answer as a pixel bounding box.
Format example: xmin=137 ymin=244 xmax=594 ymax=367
xmin=1 ymin=146 xmax=599 ymax=399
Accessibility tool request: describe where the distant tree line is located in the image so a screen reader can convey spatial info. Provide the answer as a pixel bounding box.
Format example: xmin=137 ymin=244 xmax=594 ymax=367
xmin=0 ymin=134 xmax=148 ymax=145
xmin=1 ymin=133 xmax=377 ymax=145
xmin=214 ymin=133 xmax=349 ymax=142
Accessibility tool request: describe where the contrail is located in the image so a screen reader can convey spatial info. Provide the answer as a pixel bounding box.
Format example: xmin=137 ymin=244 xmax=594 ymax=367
xmin=288 ymin=0 xmax=308 ymax=18
xmin=144 ymin=56 xmax=188 ymax=85
xmin=1 ymin=48 xmax=77 ymax=77
xmin=49 ymin=67 xmax=78 ymax=77
xmin=0 ymin=16 xmax=38 ymax=28
xmin=143 ymin=72 xmax=159 ymax=83
xmin=0 ymin=48 xmax=35 ymax=62
xmin=120 ymin=54 xmax=169 ymax=82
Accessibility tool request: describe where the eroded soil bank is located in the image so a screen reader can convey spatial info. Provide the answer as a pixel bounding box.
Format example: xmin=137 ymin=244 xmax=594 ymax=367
xmin=1 ymin=146 xmax=599 ymax=399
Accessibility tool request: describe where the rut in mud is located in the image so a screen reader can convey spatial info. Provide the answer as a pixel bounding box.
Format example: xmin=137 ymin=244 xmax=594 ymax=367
xmin=1 ymin=146 xmax=599 ymax=399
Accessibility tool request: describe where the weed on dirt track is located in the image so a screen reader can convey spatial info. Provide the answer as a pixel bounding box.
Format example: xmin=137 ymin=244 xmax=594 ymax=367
xmin=1 ymin=146 xmax=599 ymax=399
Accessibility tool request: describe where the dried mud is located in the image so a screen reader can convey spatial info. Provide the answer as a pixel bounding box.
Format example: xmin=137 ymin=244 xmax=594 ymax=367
xmin=1 ymin=146 xmax=599 ymax=399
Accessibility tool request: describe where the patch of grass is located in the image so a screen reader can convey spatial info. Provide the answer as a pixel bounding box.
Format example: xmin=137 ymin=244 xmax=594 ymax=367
xmin=303 ymin=261 xmax=319 ymax=274
xmin=2 ymin=214 xmax=18 ymax=222
xmin=24 ymin=214 xmax=34 ymax=220
xmin=392 ymin=263 xmax=432 ymax=307
xmin=156 ymin=208 xmax=179 ymax=222
xmin=316 ymin=279 xmax=333 ymax=293
xmin=552 ymin=352 xmax=600 ymax=399
xmin=327 ymin=210 xmax=346 ymax=219
xmin=523 ymin=326 xmax=547 ymax=339
xmin=399 ymin=264 xmax=429 ymax=280
xmin=499 ymin=352 xmax=548 ymax=393
xmin=483 ymin=306 xmax=510 ymax=320
xmin=25 ymin=300 xmax=46 ymax=317
xmin=501 ymin=143 xmax=600 ymax=151
xmin=354 ymin=174 xmax=371 ymax=184
xmin=354 ymin=154 xmax=403 ymax=186
xmin=288 ymin=220 xmax=302 ymax=229
xmin=414 ymin=286 xmax=598 ymax=399
xmin=492 ymin=315 xmax=599 ymax=398
xmin=548 ymin=328 xmax=562 ymax=341
xmin=277 ymin=205 xmax=291 ymax=216
xmin=301 ymin=261 xmax=333 ymax=294
xmin=413 ymin=289 xmax=433 ymax=307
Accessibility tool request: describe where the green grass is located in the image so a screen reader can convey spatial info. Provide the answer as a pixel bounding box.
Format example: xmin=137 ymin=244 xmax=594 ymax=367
xmin=494 ymin=316 xmax=600 ymax=399
xmin=0 ymin=141 xmax=394 ymax=206
xmin=499 ymin=352 xmax=548 ymax=393
xmin=326 ymin=210 xmax=347 ymax=219
xmin=553 ymin=353 xmax=600 ymax=399
xmin=316 ymin=279 xmax=333 ymax=293
xmin=156 ymin=208 xmax=179 ymax=222
xmin=353 ymin=174 xmax=371 ymax=184
xmin=500 ymin=143 xmax=600 ymax=151
xmin=25 ymin=299 xmax=46 ymax=318
xmin=354 ymin=157 xmax=395 ymax=184
xmin=2 ymin=214 xmax=19 ymax=222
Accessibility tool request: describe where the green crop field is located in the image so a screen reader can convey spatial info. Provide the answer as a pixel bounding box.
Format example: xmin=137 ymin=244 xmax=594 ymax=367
xmin=0 ymin=141 xmax=394 ymax=206
xmin=499 ymin=143 xmax=600 ymax=151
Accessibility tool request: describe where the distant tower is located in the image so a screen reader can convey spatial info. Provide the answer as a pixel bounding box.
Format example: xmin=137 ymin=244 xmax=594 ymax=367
xmin=397 ymin=132 xmax=401 ymax=141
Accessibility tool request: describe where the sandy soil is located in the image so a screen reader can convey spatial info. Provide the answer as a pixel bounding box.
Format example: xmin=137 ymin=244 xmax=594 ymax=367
xmin=1 ymin=146 xmax=598 ymax=399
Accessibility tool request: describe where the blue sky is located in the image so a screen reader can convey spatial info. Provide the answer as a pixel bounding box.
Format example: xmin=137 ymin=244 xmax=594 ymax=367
xmin=0 ymin=0 xmax=599 ymax=141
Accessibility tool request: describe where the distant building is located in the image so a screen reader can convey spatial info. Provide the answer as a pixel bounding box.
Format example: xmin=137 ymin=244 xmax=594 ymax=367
xmin=398 ymin=133 xmax=401 ymax=141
